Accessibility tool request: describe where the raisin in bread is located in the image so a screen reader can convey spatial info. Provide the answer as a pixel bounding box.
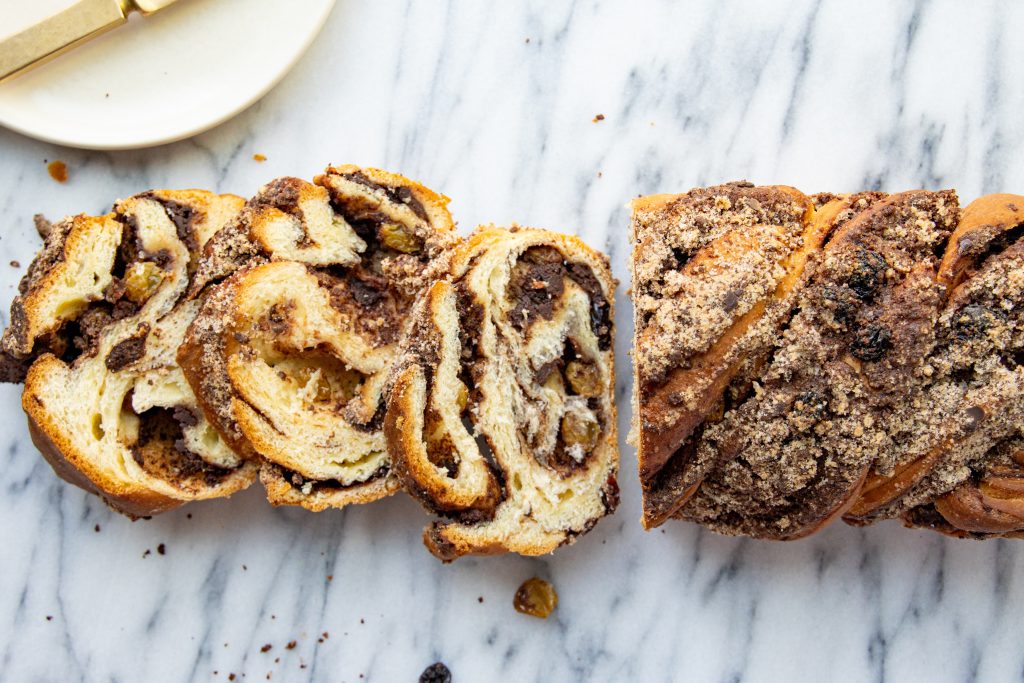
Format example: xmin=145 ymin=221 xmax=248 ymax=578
xmin=7 ymin=191 xmax=257 ymax=516
xmin=386 ymin=226 xmax=619 ymax=560
xmin=179 ymin=166 xmax=458 ymax=510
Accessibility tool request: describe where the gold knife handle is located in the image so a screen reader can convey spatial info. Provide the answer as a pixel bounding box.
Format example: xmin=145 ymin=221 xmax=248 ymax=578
xmin=0 ymin=0 xmax=127 ymax=83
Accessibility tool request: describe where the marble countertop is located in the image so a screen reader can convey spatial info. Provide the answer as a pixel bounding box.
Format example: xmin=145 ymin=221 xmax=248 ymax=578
xmin=2 ymin=1 xmax=1024 ymax=681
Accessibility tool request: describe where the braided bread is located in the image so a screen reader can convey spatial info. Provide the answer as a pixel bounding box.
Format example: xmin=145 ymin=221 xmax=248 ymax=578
xmin=3 ymin=191 xmax=257 ymax=516
xmin=179 ymin=166 xmax=458 ymax=510
xmin=386 ymin=227 xmax=619 ymax=560
xmin=632 ymin=184 xmax=1024 ymax=540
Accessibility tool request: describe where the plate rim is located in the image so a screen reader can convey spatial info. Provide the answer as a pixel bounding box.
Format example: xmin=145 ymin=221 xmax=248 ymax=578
xmin=0 ymin=0 xmax=336 ymax=150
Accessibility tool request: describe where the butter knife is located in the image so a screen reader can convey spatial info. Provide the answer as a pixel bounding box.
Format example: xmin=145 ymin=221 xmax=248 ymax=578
xmin=0 ymin=0 xmax=181 ymax=83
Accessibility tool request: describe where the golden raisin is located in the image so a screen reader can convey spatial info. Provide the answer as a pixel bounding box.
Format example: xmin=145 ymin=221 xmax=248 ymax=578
xmin=378 ymin=223 xmax=423 ymax=253
xmin=513 ymin=577 xmax=557 ymax=618
xmin=123 ymin=261 xmax=165 ymax=303
xmin=561 ymin=411 xmax=600 ymax=452
xmin=564 ymin=360 xmax=601 ymax=397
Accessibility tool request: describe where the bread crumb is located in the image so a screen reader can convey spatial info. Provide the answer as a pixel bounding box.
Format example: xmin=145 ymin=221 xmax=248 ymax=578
xmin=9 ymin=260 xmax=19 ymax=268
xmin=286 ymin=641 xmax=296 ymax=650
xmin=253 ymin=154 xmax=267 ymax=162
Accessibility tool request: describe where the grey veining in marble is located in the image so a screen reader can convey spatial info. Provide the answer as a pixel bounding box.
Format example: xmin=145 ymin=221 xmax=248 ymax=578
xmin=2 ymin=1 xmax=1024 ymax=681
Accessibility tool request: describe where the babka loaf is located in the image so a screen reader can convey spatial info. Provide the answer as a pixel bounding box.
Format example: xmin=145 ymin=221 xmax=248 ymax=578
xmin=179 ymin=166 xmax=459 ymax=510
xmin=631 ymin=183 xmax=1023 ymax=540
xmin=2 ymin=191 xmax=257 ymax=516
xmin=386 ymin=226 xmax=619 ymax=560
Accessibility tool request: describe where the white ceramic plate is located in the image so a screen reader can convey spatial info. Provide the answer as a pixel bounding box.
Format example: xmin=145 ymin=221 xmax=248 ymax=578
xmin=0 ymin=0 xmax=335 ymax=149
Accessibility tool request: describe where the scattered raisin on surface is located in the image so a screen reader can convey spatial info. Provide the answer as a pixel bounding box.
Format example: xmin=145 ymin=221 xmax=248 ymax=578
xmin=953 ymin=304 xmax=1005 ymax=341
xmin=47 ymin=160 xmax=68 ymax=183
xmin=513 ymin=577 xmax=558 ymax=618
xmin=847 ymin=249 xmax=888 ymax=300
xmin=850 ymin=325 xmax=892 ymax=362
xmin=419 ymin=662 xmax=452 ymax=683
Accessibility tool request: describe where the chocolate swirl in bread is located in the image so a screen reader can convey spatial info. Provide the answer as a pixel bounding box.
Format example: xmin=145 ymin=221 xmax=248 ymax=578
xmin=633 ymin=184 xmax=1024 ymax=541
xmin=386 ymin=227 xmax=619 ymax=560
xmin=179 ymin=166 xmax=458 ymax=510
xmin=4 ymin=191 xmax=257 ymax=516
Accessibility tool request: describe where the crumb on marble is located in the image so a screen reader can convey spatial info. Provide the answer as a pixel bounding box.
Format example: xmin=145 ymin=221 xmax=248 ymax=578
xmin=286 ymin=641 xmax=296 ymax=650
xmin=47 ymin=161 xmax=68 ymax=183
xmin=326 ymin=574 xmax=333 ymax=581
xmin=478 ymin=596 xmax=484 ymax=603
xmin=142 ymin=549 xmax=151 ymax=558
xmin=10 ymin=260 xmax=19 ymax=268
xmin=229 ymin=675 xmax=236 ymax=681
xmin=260 ymin=644 xmax=272 ymax=653
xmin=94 ymin=524 xmax=100 ymax=532
xmin=593 ymin=113 xmax=605 ymax=123
xmin=45 ymin=615 xmax=53 ymax=621
xmin=157 ymin=543 xmax=166 ymax=555
xmin=253 ymin=154 xmax=267 ymax=162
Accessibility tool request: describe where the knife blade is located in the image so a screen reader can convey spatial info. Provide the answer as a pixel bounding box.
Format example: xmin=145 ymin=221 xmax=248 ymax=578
xmin=0 ymin=0 xmax=180 ymax=84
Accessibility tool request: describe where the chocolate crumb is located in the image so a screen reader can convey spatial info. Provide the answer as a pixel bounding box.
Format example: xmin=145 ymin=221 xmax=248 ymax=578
xmin=229 ymin=676 xmax=236 ymax=681
xmin=285 ymin=641 xmax=296 ymax=650
xmin=9 ymin=260 xmax=19 ymax=268
xmin=419 ymin=662 xmax=452 ymax=683
xmin=478 ymin=596 xmax=484 ymax=603
xmin=593 ymin=113 xmax=605 ymax=123
xmin=46 ymin=616 xmax=53 ymax=621
xmin=157 ymin=543 xmax=166 ymax=555
xmin=260 ymin=644 xmax=272 ymax=653
xmin=142 ymin=549 xmax=151 ymax=558
xmin=94 ymin=524 xmax=100 ymax=532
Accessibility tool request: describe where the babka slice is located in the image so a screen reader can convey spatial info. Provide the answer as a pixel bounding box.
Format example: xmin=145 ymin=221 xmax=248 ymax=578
xmin=386 ymin=227 xmax=619 ymax=560
xmin=179 ymin=166 xmax=458 ymax=510
xmin=6 ymin=191 xmax=256 ymax=516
